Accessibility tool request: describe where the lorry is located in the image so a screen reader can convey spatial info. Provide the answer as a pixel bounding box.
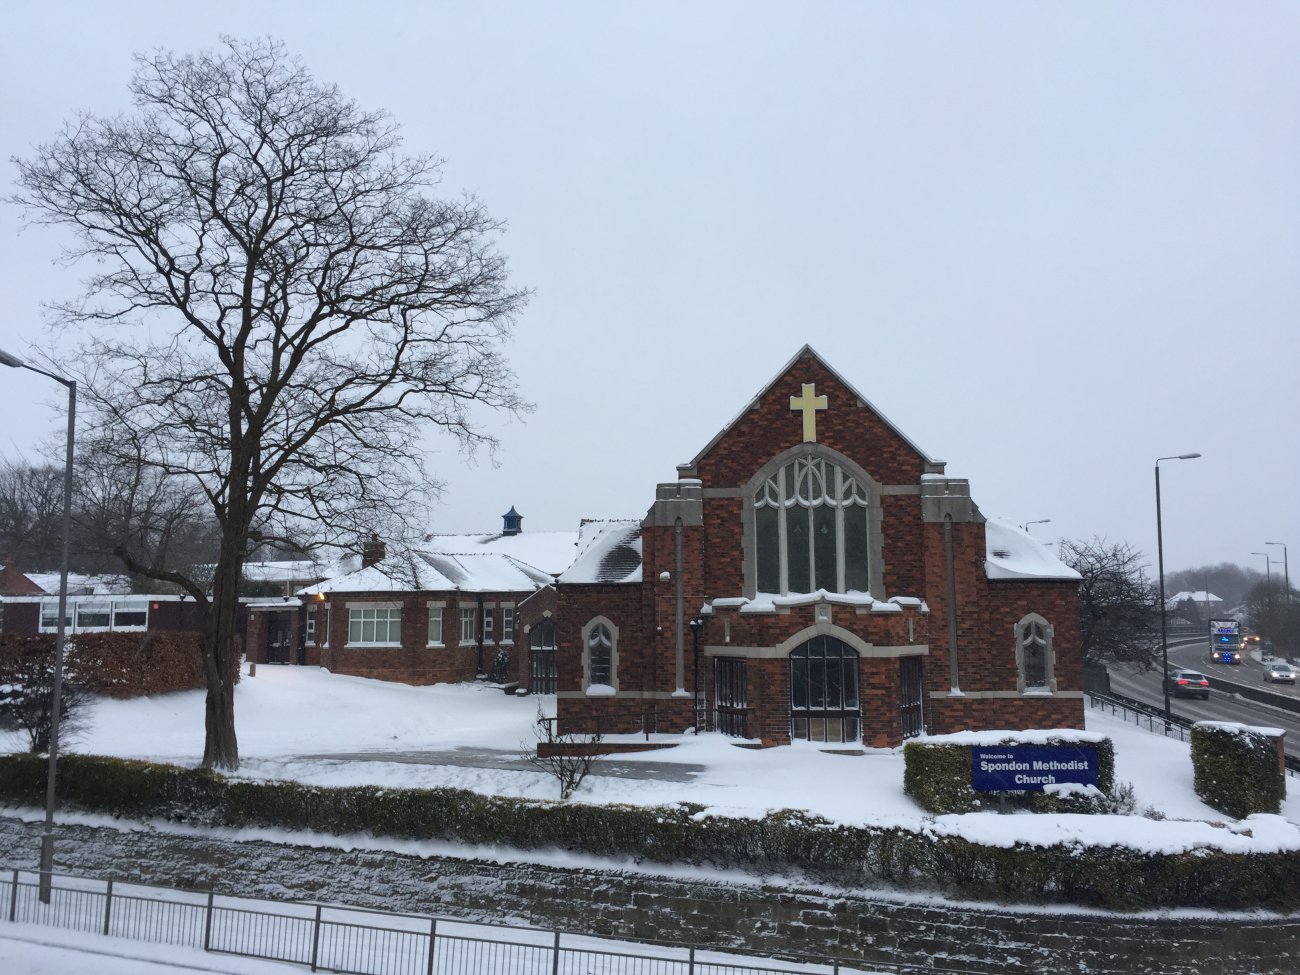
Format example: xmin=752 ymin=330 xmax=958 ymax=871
xmin=1208 ymin=618 xmax=1241 ymax=663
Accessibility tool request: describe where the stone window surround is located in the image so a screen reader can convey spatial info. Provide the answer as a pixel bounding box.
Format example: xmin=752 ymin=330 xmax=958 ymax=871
xmin=1014 ymin=612 xmax=1056 ymax=694
xmin=742 ymin=443 xmax=885 ymax=600
xmin=581 ymin=615 xmax=619 ymax=694
xmin=501 ymin=602 xmax=515 ymax=645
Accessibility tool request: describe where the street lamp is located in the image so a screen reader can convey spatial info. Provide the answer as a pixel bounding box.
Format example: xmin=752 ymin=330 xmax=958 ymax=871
xmin=1022 ymin=519 xmax=1051 ymax=534
xmin=0 ymin=347 xmax=75 ymax=904
xmin=1266 ymin=542 xmax=1290 ymax=603
xmin=1156 ymin=452 xmax=1201 ymax=729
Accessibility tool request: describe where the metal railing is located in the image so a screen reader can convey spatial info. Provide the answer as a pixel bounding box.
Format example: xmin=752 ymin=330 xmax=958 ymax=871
xmin=1085 ymin=691 xmax=1300 ymax=777
xmin=0 ymin=867 xmax=989 ymax=975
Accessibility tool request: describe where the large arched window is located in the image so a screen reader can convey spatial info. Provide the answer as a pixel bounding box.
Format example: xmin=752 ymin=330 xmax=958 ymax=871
xmin=790 ymin=635 xmax=861 ymax=743
xmin=754 ymin=455 xmax=870 ymax=594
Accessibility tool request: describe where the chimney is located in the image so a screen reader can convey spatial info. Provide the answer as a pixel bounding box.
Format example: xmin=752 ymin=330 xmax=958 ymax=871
xmin=502 ymin=506 xmax=523 ymax=536
xmin=361 ymin=536 xmax=387 ymax=568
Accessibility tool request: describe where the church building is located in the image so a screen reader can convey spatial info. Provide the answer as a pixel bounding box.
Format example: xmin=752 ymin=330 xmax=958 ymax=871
xmin=550 ymin=346 xmax=1084 ymax=747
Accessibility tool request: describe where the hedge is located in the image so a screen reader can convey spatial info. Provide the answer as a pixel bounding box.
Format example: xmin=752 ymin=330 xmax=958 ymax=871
xmin=0 ymin=631 xmax=219 ymax=698
xmin=1191 ymin=722 xmax=1286 ymax=818
xmin=0 ymin=753 xmax=1296 ymax=911
xmin=903 ymin=733 xmax=1116 ymax=814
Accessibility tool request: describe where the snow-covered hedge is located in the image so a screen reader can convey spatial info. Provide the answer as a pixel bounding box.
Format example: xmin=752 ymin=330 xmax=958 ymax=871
xmin=1 ymin=753 xmax=1297 ymax=911
xmin=0 ymin=631 xmax=215 ymax=699
xmin=902 ymin=731 xmax=1115 ymax=814
xmin=1191 ymin=721 xmax=1286 ymax=819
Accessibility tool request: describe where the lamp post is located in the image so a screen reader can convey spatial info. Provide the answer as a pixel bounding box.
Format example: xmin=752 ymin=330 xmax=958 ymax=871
xmin=687 ymin=616 xmax=705 ymax=733
xmin=1252 ymin=551 xmax=1273 ymax=614
xmin=1022 ymin=519 xmax=1051 ymax=534
xmin=0 ymin=347 xmax=75 ymax=904
xmin=1266 ymin=542 xmax=1290 ymax=603
xmin=1156 ymin=452 xmax=1201 ymax=729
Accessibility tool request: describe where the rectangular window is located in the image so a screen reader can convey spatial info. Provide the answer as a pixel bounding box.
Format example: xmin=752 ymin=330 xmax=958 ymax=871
xmin=460 ymin=607 xmax=476 ymax=643
xmin=40 ymin=603 xmax=72 ymax=631
xmin=305 ymin=609 xmax=316 ymax=644
xmin=483 ymin=607 xmax=494 ymax=644
xmin=76 ymin=603 xmax=112 ymax=629
xmin=112 ymin=602 xmax=148 ymax=628
xmin=502 ymin=605 xmax=514 ymax=644
xmin=321 ymin=606 xmax=330 ymax=647
xmin=347 ymin=606 xmax=401 ymax=646
xmin=427 ymin=606 xmax=444 ymax=646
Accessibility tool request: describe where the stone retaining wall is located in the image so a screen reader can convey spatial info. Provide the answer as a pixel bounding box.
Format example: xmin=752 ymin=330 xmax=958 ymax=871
xmin=0 ymin=814 xmax=1296 ymax=974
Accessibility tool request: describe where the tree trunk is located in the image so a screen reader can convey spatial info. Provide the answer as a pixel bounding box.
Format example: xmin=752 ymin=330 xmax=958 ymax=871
xmin=201 ymin=553 xmax=244 ymax=770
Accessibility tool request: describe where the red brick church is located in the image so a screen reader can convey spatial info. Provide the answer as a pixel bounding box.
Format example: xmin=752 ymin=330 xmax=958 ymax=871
xmin=551 ymin=346 xmax=1084 ymax=746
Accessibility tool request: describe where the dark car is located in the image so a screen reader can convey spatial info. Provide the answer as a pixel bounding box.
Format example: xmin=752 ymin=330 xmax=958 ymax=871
xmin=1166 ymin=670 xmax=1210 ymax=700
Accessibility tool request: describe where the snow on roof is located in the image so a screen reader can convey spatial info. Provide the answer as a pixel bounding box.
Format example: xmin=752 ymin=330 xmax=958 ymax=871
xmin=304 ymin=529 xmax=581 ymax=595
xmin=24 ymin=571 xmax=133 ymax=596
xmin=558 ymin=520 xmax=643 ymax=585
xmin=984 ymin=521 xmax=1081 ymax=582
xmin=243 ymin=556 xmax=359 ymax=584
xmin=1166 ymin=590 xmax=1223 ymax=604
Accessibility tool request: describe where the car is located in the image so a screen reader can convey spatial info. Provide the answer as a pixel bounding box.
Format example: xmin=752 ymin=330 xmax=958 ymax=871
xmin=1263 ymin=662 xmax=1297 ymax=684
xmin=1165 ymin=670 xmax=1210 ymax=700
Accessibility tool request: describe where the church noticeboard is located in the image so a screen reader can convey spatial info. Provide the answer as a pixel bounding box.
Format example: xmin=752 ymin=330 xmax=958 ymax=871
xmin=971 ymin=745 xmax=1098 ymax=792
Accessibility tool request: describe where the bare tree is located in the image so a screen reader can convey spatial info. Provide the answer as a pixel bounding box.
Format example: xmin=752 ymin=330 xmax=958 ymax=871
xmin=1061 ymin=538 xmax=1160 ymax=669
xmin=11 ymin=38 xmax=528 ymax=769
xmin=0 ymin=461 xmax=65 ymax=570
xmin=525 ymin=708 xmax=609 ymax=801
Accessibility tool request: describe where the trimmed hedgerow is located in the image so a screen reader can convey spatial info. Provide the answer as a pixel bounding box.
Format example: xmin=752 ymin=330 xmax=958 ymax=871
xmin=1191 ymin=722 xmax=1286 ymax=819
xmin=903 ymin=734 xmax=1115 ymax=815
xmin=0 ymin=752 xmax=1296 ymax=911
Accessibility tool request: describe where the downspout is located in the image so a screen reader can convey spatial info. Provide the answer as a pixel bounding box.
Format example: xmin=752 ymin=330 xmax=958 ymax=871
xmin=675 ymin=518 xmax=685 ymax=692
xmin=944 ymin=514 xmax=960 ymax=693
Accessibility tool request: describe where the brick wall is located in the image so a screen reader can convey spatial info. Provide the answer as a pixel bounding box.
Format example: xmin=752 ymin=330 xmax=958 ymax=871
xmin=4 ymin=815 xmax=1292 ymax=975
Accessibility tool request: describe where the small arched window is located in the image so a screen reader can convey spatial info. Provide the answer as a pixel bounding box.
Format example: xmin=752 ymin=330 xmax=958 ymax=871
xmin=1015 ymin=614 xmax=1055 ymax=693
xmin=753 ymin=455 xmax=870 ymax=594
xmin=582 ymin=617 xmax=619 ymax=693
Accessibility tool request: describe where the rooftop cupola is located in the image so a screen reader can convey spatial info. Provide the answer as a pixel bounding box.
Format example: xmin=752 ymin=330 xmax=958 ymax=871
xmin=502 ymin=506 xmax=523 ymax=536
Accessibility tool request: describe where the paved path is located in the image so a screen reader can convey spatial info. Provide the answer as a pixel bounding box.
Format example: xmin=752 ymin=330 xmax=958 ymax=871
xmin=297 ymin=746 xmax=707 ymax=783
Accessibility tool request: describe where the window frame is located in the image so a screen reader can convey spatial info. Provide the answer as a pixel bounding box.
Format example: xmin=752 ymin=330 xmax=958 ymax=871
xmin=459 ymin=606 xmax=476 ymax=644
xmin=743 ymin=445 xmax=883 ymax=599
xmin=1014 ymin=613 xmax=1056 ymax=694
xmin=501 ymin=604 xmax=515 ymax=645
xmin=426 ymin=603 xmax=445 ymax=647
xmin=580 ymin=616 xmax=619 ymax=693
xmin=345 ymin=603 xmax=403 ymax=647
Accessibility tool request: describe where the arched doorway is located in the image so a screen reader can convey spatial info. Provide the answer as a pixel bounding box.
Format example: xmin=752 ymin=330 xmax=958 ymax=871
xmin=529 ymin=619 xmax=558 ymax=694
xmin=789 ymin=635 xmax=860 ymax=743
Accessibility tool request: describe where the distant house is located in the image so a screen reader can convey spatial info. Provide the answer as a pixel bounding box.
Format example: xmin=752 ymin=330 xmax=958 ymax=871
xmin=1165 ymin=590 xmax=1225 ymax=613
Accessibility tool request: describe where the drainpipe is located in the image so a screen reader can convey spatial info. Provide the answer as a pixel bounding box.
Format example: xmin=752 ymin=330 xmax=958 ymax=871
xmin=944 ymin=514 xmax=960 ymax=693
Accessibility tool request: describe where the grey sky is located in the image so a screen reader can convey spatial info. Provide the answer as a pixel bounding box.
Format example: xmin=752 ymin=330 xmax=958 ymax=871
xmin=2 ymin=2 xmax=1298 ymax=576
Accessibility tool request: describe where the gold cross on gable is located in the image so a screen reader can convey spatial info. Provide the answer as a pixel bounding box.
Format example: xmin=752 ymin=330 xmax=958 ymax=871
xmin=789 ymin=382 xmax=828 ymax=442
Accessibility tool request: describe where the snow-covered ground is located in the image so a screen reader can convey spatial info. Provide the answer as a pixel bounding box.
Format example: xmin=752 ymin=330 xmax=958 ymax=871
xmin=2 ymin=663 xmax=1298 ymax=855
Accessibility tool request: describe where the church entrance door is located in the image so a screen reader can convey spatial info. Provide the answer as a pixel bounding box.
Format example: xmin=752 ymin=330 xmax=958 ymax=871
xmin=529 ymin=620 xmax=557 ymax=694
xmin=789 ymin=636 xmax=860 ymax=743
xmin=713 ymin=657 xmax=748 ymax=737
xmin=266 ymin=612 xmax=292 ymax=664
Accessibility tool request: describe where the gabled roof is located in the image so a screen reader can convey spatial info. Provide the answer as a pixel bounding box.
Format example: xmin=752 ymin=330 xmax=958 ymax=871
xmin=683 ymin=345 xmax=944 ymax=472
xmin=303 ymin=529 xmax=580 ymax=596
xmin=558 ymin=520 xmax=643 ymax=585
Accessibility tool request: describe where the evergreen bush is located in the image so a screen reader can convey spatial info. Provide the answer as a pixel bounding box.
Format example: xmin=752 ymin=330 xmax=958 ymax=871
xmin=1190 ymin=722 xmax=1286 ymax=818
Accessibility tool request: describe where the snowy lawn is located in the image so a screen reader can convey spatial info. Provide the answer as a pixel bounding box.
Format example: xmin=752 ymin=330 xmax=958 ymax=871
xmin=3 ymin=663 xmax=1299 ymax=855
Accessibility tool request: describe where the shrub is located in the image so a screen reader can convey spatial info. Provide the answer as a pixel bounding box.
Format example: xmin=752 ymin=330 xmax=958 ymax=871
xmin=0 ymin=630 xmax=219 ymax=701
xmin=1190 ymin=722 xmax=1286 ymax=818
xmin=0 ymin=752 xmax=1296 ymax=911
xmin=904 ymin=733 xmax=1115 ymax=815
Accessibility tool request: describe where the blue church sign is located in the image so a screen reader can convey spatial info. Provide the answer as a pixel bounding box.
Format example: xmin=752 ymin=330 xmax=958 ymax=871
xmin=971 ymin=745 xmax=1098 ymax=792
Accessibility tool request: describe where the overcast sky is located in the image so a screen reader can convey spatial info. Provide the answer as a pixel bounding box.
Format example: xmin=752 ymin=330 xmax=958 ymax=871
xmin=2 ymin=2 xmax=1298 ymax=576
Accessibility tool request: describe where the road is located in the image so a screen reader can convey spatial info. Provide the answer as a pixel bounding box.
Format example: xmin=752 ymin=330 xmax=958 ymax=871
xmin=1106 ymin=636 xmax=1300 ymax=757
